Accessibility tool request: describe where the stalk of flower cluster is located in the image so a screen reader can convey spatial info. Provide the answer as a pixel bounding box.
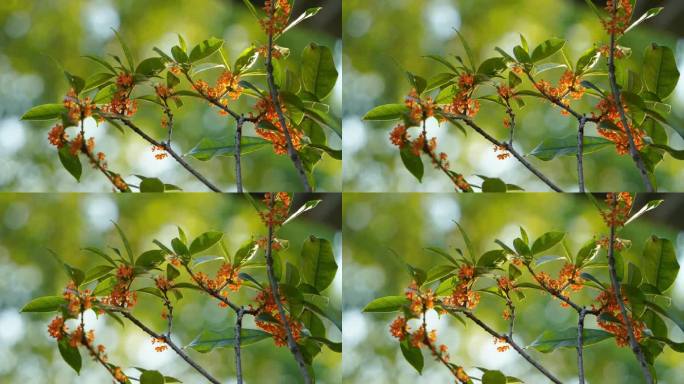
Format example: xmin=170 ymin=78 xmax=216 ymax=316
xmin=103 ymin=113 xmax=222 ymax=192
xmin=607 ymin=1 xmax=654 ymax=192
xmin=444 ymin=112 xmax=563 ymax=192
xmin=235 ymin=116 xmax=245 ymax=193
xmin=606 ymin=211 xmax=654 ymax=383
xmin=459 ymin=311 xmax=563 ymax=384
xmin=264 ymin=194 xmax=312 ymax=383
xmin=265 ymin=3 xmax=313 ymax=192
xmin=116 ymin=311 xmax=222 ymax=384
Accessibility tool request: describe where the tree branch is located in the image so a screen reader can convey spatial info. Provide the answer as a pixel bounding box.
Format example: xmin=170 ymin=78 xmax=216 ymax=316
xmin=265 ymin=3 xmax=313 ymax=192
xmin=116 ymin=311 xmax=222 ymax=384
xmin=459 ymin=310 xmax=563 ymax=384
xmin=577 ymin=116 xmax=587 ymax=192
xmin=235 ymin=308 xmax=246 ymax=384
xmin=443 ymin=112 xmax=563 ymax=192
xmin=577 ymin=307 xmax=588 ymax=384
xmin=100 ymin=113 xmax=222 ymax=192
xmin=263 ymin=194 xmax=312 ymax=383
xmin=235 ymin=116 xmax=245 ymax=193
xmin=606 ymin=215 xmax=654 ymax=383
xmin=607 ymin=2 xmax=655 ymax=192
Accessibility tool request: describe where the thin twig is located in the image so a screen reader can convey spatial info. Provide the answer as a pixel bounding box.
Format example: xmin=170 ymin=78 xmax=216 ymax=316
xmin=116 ymin=311 xmax=222 ymax=384
xmin=606 ymin=215 xmax=654 ymax=383
xmin=264 ymin=194 xmax=312 ymax=383
xmin=265 ymin=3 xmax=312 ymax=192
xmin=607 ymin=2 xmax=654 ymax=191
xmin=578 ymin=307 xmax=588 ymax=384
xmin=577 ymin=116 xmax=587 ymax=192
xmin=235 ymin=308 xmax=246 ymax=384
xmin=100 ymin=113 xmax=222 ymax=192
xmin=235 ymin=116 xmax=245 ymax=193
xmin=459 ymin=310 xmax=563 ymax=384
xmin=443 ymin=112 xmax=563 ymax=192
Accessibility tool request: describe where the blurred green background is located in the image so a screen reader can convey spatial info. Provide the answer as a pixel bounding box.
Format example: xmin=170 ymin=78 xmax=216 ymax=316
xmin=343 ymin=193 xmax=684 ymax=383
xmin=0 ymin=0 xmax=341 ymax=192
xmin=0 ymin=193 xmax=341 ymax=383
xmin=343 ymin=0 xmax=684 ymax=192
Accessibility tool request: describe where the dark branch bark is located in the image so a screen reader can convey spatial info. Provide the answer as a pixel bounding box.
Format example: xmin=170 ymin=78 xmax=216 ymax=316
xmin=577 ymin=117 xmax=587 ymax=192
xmin=235 ymin=116 xmax=245 ymax=193
xmin=577 ymin=307 xmax=588 ymax=384
xmin=235 ymin=308 xmax=246 ymax=384
xmin=606 ymin=216 xmax=654 ymax=383
xmin=264 ymin=194 xmax=312 ymax=383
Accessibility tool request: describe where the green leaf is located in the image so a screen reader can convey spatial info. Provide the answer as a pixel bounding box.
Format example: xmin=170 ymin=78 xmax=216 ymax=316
xmin=576 ymin=47 xmax=600 ymax=75
xmin=531 ymin=38 xmax=566 ymax=63
xmin=643 ymin=44 xmax=680 ymax=100
xmin=301 ymin=43 xmax=338 ymax=100
xmin=82 ymin=265 xmax=114 ymax=285
xmin=642 ymin=236 xmax=679 ymax=292
xmin=530 ymin=135 xmax=612 ymax=161
xmin=58 ymin=338 xmax=82 ymax=374
xmin=425 ymin=265 xmax=456 ymax=284
xmin=481 ymin=178 xmax=507 ymax=192
xmin=281 ymin=7 xmax=323 ymax=36
xmin=477 ymin=57 xmax=507 ymax=77
xmin=456 ymin=30 xmax=476 ymax=71
xmin=21 ymin=104 xmax=66 ymax=120
xmin=234 ymin=46 xmax=258 ymax=74
xmin=112 ymin=29 xmax=135 ymax=71
xmin=477 ymin=250 xmax=507 ymax=268
xmin=307 ymin=144 xmax=342 ymax=160
xmin=529 ymin=328 xmax=613 ymax=353
xmin=234 ymin=240 xmax=258 ymax=266
xmin=64 ymin=71 xmax=85 ymax=95
xmin=625 ymin=199 xmax=664 ymax=225
xmin=283 ymin=200 xmax=322 ymax=226
xmin=136 ymin=250 xmax=166 ymax=268
xmin=531 ymin=232 xmax=565 ymax=255
xmin=136 ymin=57 xmax=165 ymax=76
xmin=363 ymin=104 xmax=409 ymax=121
xmin=363 ymin=296 xmax=408 ymax=313
xmin=482 ymin=370 xmax=507 ymax=384
xmin=301 ymin=236 xmax=337 ymax=292
xmin=513 ymin=45 xmax=531 ymax=64
xmin=83 ymin=72 xmax=114 ymax=92
xmin=400 ymin=339 xmax=424 ymax=374
xmin=400 ymin=146 xmax=424 ymax=182
xmin=58 ymin=147 xmax=82 ymax=182
xmin=140 ymin=178 xmax=165 ymax=193
xmin=112 ymin=222 xmax=134 ymax=264
xmin=189 ymin=37 xmax=224 ymax=63
xmin=625 ymin=8 xmax=664 ymax=34
xmin=186 ymin=136 xmax=269 ymax=161
xmin=171 ymin=46 xmax=188 ymax=63
xmin=189 ymin=231 xmax=223 ymax=255
xmin=21 ymin=296 xmax=66 ymax=312
xmin=187 ymin=328 xmax=270 ymax=353
xmin=140 ymin=370 xmax=165 ymax=384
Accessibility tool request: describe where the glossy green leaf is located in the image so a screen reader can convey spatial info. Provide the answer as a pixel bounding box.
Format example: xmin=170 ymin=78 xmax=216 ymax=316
xmin=189 ymin=37 xmax=224 ymax=63
xmin=140 ymin=370 xmax=165 ymax=384
xmin=400 ymin=339 xmax=424 ymax=374
xmin=529 ymin=328 xmax=613 ymax=353
xmin=82 ymin=265 xmax=114 ymax=285
xmin=531 ymin=232 xmax=565 ymax=255
xmin=643 ymin=44 xmax=680 ymax=99
xmin=189 ymin=231 xmax=223 ymax=255
xmin=21 ymin=104 xmax=66 ymax=120
xmin=625 ymin=8 xmax=664 ymax=34
xmin=400 ymin=146 xmax=424 ymax=182
xmin=140 ymin=178 xmax=165 ymax=193
xmin=301 ymin=236 xmax=337 ymax=292
xmin=530 ymin=135 xmax=612 ymax=161
xmin=642 ymin=236 xmax=679 ymax=292
xmin=58 ymin=147 xmax=82 ymax=182
xmin=363 ymin=296 xmax=408 ymax=313
xmin=282 ymin=7 xmax=323 ymax=35
xmin=531 ymin=38 xmax=566 ymax=62
xmin=58 ymin=338 xmax=82 ymax=374
xmin=363 ymin=104 xmax=409 ymax=121
xmin=136 ymin=57 xmax=166 ymax=76
xmin=481 ymin=178 xmax=507 ymax=192
xmin=187 ymin=328 xmax=270 ymax=353
xmin=21 ymin=296 xmax=66 ymax=312
xmin=187 ymin=136 xmax=270 ymax=162
xmin=136 ymin=250 xmax=166 ymax=268
xmin=301 ymin=43 xmax=338 ymax=99
xmin=482 ymin=370 xmax=507 ymax=384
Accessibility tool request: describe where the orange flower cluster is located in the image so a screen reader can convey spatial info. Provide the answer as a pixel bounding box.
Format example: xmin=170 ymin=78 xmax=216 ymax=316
xmin=494 ymin=337 xmax=510 ymax=352
xmin=101 ymin=73 xmax=138 ymax=117
xmin=602 ymin=0 xmax=634 ymax=35
xmin=63 ymin=280 xmax=94 ymax=316
xmin=594 ymin=289 xmax=645 ymax=347
xmin=151 ymin=337 xmax=168 ymax=352
xmin=48 ymin=124 xmax=68 ymax=148
xmin=595 ymin=96 xmax=644 ymax=155
xmin=405 ymin=281 xmax=434 ymax=316
xmin=389 ymin=124 xmax=408 ymax=147
xmin=497 ymin=85 xmax=516 ymax=100
xmin=496 ymin=277 xmax=516 ymax=292
xmin=254 ymin=288 xmax=303 ymax=347
xmin=154 ymin=84 xmax=174 ymax=100
xmin=151 ymin=145 xmax=169 ymax=160
xmin=494 ymin=145 xmax=511 ymax=160
xmin=455 ymin=366 xmax=470 ymax=383
xmin=193 ymin=71 xmax=243 ymax=114
xmin=259 ymin=192 xmax=291 ymax=227
xmin=406 ymin=88 xmax=435 ymax=124
xmin=601 ymin=192 xmax=633 ymax=227
xmin=443 ymin=264 xmax=480 ymax=309
xmin=154 ymin=276 xmax=173 ymax=291
xmin=598 ymin=44 xmax=627 ymax=59
xmin=113 ymin=367 xmax=128 ymax=383
xmin=537 ymin=263 xmax=584 ymax=294
xmin=254 ymin=97 xmax=304 ymax=155
xmin=48 ymin=316 xmax=66 ymax=340
xmin=389 ymin=316 xmax=410 ymax=340
xmin=445 ymin=73 xmax=480 ymax=117
xmin=260 ymin=0 xmax=292 ymax=35
xmin=64 ymin=88 xmax=95 ymax=122
xmin=101 ymin=265 xmax=137 ymax=308
xmin=534 ymin=71 xmax=585 ymax=115
xmin=193 ymin=263 xmax=242 ymax=307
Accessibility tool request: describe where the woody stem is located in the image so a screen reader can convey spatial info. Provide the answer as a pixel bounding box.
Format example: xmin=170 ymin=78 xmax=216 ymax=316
xmin=264 ymin=193 xmax=312 ymax=383
xmin=265 ymin=3 xmax=312 ymax=192
xmin=607 ymin=2 xmax=654 ymax=191
xmin=606 ymin=211 xmax=653 ymax=383
xmin=578 ymin=307 xmax=588 ymax=384
xmin=115 ymin=311 xmax=221 ymax=384
xmin=235 ymin=116 xmax=245 ymax=193
xmin=235 ymin=307 xmax=246 ymax=384
xmin=577 ymin=116 xmax=587 ymax=192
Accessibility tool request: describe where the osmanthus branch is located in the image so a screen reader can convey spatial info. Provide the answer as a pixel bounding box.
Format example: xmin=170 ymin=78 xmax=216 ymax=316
xmin=264 ymin=194 xmax=312 ymax=384
xmin=420 ymin=311 xmax=463 ymax=380
xmin=113 ymin=310 xmax=222 ymax=384
xmin=235 ymin=307 xmax=246 ymax=384
xmin=98 ymin=111 xmax=222 ymax=192
xmin=577 ymin=307 xmax=588 ymax=384
xmin=441 ymin=111 xmax=563 ymax=192
xmin=450 ymin=308 xmax=563 ymax=384
xmin=265 ymin=3 xmax=312 ymax=192
xmin=607 ymin=1 xmax=654 ymax=192
xmin=77 ymin=312 xmax=126 ymax=383
xmin=235 ymin=116 xmax=245 ymax=193
xmin=577 ymin=116 xmax=588 ymax=192
xmin=606 ymin=214 xmax=654 ymax=383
